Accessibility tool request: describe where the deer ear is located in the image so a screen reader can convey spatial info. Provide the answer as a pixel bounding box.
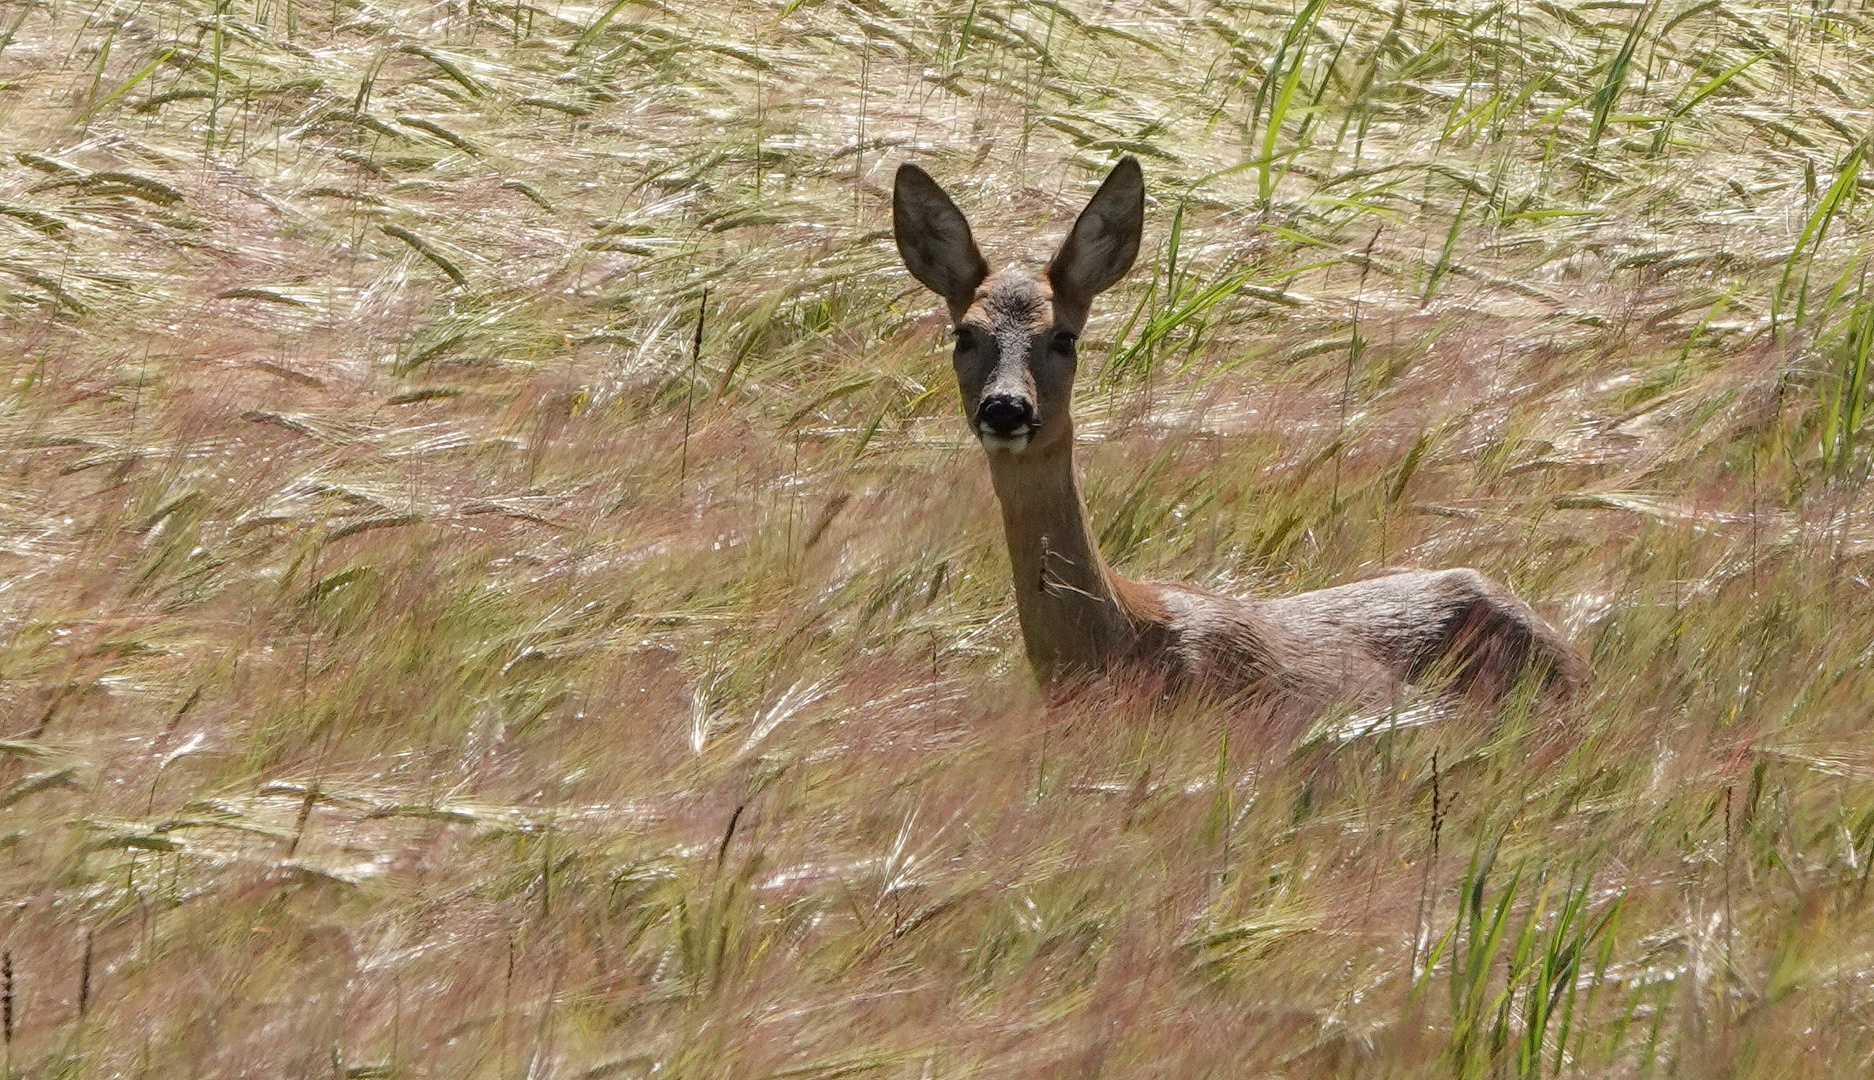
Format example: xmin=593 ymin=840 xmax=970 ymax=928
xmin=894 ymin=163 xmax=990 ymax=315
xmin=1047 ymin=157 xmax=1144 ymax=317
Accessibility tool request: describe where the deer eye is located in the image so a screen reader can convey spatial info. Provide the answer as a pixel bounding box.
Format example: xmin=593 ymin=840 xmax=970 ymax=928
xmin=1050 ymin=331 xmax=1078 ymax=353
xmin=954 ymin=326 xmax=986 ymax=351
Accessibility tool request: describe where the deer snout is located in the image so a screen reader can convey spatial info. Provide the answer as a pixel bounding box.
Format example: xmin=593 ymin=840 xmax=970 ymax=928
xmin=977 ymin=394 xmax=1037 ymax=437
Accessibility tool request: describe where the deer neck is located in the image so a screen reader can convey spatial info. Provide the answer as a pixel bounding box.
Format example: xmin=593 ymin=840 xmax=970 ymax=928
xmin=983 ymin=436 xmax=1149 ymax=682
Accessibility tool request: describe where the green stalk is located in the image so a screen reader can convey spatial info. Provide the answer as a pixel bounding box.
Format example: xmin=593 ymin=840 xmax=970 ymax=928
xmin=1776 ymin=146 xmax=1862 ymax=331
xmin=1253 ymin=0 xmax=1329 ymax=204
xmin=1587 ymin=0 xmax=1660 ymax=149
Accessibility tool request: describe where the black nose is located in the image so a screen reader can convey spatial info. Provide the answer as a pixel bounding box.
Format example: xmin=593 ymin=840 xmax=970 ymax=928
xmin=977 ymin=394 xmax=1036 ymax=435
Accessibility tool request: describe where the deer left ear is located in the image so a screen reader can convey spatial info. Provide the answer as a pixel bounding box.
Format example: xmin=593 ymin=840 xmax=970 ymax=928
xmin=894 ymin=163 xmax=990 ymax=318
xmin=1047 ymin=157 xmax=1144 ymax=319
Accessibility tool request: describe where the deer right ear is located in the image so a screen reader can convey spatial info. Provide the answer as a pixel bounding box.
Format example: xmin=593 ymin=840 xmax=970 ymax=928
xmin=1047 ymin=157 xmax=1144 ymax=320
xmin=893 ymin=163 xmax=989 ymax=316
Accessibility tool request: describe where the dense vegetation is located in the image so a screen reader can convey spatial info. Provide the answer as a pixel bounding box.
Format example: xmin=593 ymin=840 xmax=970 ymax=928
xmin=4 ymin=0 xmax=1874 ymax=1075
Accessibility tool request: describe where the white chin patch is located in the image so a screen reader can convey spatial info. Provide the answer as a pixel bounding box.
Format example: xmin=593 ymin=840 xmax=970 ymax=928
xmin=978 ymin=429 xmax=1031 ymax=453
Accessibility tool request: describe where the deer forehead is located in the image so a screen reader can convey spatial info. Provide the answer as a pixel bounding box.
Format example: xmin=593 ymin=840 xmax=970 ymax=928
xmin=962 ymin=270 xmax=1058 ymax=335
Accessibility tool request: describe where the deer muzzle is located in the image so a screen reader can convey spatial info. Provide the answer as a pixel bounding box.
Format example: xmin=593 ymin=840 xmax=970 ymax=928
xmin=976 ymin=393 xmax=1037 ymax=451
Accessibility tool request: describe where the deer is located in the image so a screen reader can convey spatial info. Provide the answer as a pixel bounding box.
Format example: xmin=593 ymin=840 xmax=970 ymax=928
xmin=891 ymin=156 xmax=1586 ymax=714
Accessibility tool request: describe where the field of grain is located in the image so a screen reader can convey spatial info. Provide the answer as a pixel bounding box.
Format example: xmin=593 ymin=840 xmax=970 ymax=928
xmin=5 ymin=0 xmax=1874 ymax=1075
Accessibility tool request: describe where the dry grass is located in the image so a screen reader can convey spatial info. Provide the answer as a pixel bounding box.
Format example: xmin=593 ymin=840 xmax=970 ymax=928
xmin=5 ymin=0 xmax=1874 ymax=1075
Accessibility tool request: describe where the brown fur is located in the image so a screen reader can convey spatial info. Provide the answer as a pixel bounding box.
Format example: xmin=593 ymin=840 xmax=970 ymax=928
xmin=893 ymin=157 xmax=1587 ymax=710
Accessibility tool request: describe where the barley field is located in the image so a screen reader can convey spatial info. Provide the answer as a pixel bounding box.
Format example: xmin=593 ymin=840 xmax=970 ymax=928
xmin=3 ymin=0 xmax=1874 ymax=1075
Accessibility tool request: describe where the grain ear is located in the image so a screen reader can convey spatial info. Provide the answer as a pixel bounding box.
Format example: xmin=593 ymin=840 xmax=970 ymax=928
xmin=893 ymin=163 xmax=990 ymax=317
xmin=1047 ymin=157 xmax=1144 ymax=318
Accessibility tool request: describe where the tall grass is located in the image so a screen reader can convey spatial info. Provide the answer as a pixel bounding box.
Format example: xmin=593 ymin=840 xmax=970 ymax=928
xmin=3 ymin=0 xmax=1874 ymax=1076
